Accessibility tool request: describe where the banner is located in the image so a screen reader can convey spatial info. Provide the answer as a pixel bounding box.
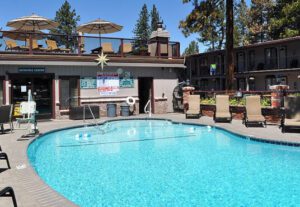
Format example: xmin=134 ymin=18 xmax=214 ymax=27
xmin=80 ymin=77 xmax=97 ymax=89
xmin=97 ymin=72 xmax=119 ymax=96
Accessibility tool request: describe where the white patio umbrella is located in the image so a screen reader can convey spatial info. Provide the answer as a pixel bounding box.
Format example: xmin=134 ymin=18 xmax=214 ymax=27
xmin=6 ymin=14 xmax=59 ymax=31
xmin=76 ymin=19 xmax=123 ymax=51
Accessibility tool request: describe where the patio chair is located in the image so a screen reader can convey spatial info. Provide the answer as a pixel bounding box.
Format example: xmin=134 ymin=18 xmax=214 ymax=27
xmin=280 ymin=96 xmax=300 ymax=133
xmin=243 ymin=95 xmax=266 ymax=127
xmin=186 ymin=95 xmax=201 ymax=119
xmin=0 ymin=152 xmax=11 ymax=169
xmin=46 ymin=40 xmax=71 ymax=53
xmin=5 ymin=40 xmax=28 ymax=51
xmin=102 ymin=42 xmax=114 ymax=54
xmin=214 ymin=95 xmax=232 ymax=122
xmin=0 ymin=105 xmax=13 ymax=133
xmin=0 ymin=187 xmax=17 ymax=207
xmin=16 ymin=101 xmax=38 ymax=135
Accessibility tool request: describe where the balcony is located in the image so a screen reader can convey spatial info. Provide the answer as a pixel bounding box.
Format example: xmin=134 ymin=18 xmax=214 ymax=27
xmin=0 ymin=30 xmax=181 ymax=59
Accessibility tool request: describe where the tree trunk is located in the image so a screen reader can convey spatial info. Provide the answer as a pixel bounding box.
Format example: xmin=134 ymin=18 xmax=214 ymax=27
xmin=226 ymin=0 xmax=234 ymax=91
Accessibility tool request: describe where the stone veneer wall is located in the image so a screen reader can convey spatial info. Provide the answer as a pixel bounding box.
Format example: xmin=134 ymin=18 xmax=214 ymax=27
xmin=154 ymin=98 xmax=168 ymax=114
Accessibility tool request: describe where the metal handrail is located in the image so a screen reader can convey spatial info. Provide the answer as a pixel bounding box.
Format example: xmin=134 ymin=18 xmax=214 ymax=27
xmin=144 ymin=100 xmax=152 ymax=117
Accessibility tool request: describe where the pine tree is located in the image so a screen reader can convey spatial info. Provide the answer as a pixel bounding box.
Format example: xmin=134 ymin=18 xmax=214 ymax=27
xmin=51 ymin=0 xmax=80 ymax=49
xmin=179 ymin=0 xmax=226 ymax=51
xmin=183 ymin=40 xmax=200 ymax=55
xmin=270 ymin=0 xmax=300 ymax=38
xmin=133 ymin=4 xmax=150 ymax=50
xmin=248 ymin=0 xmax=274 ymax=43
xmin=234 ymin=0 xmax=250 ymax=46
xmin=150 ymin=5 xmax=162 ymax=32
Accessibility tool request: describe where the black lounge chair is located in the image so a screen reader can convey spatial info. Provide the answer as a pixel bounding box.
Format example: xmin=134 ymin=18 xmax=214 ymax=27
xmin=0 ymin=105 xmax=14 ymax=133
xmin=0 ymin=187 xmax=17 ymax=207
xmin=0 ymin=152 xmax=11 ymax=169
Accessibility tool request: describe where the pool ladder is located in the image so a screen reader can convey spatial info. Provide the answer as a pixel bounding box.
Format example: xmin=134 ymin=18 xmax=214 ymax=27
xmin=144 ymin=99 xmax=152 ymax=117
xmin=83 ymin=104 xmax=106 ymax=134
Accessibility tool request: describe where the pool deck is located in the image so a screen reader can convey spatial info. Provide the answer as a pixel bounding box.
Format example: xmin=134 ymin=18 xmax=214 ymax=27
xmin=0 ymin=113 xmax=299 ymax=207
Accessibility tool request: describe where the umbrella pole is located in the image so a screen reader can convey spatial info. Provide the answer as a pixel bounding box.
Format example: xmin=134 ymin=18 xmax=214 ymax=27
xmin=99 ymin=32 xmax=102 ymax=54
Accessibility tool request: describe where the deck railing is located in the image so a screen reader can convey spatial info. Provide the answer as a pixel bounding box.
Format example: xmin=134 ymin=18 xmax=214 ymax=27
xmin=0 ymin=30 xmax=181 ymax=58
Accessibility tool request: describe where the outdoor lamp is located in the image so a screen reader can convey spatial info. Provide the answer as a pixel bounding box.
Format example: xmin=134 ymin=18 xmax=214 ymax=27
xmin=298 ymin=75 xmax=300 ymax=79
xmin=249 ymin=76 xmax=255 ymax=80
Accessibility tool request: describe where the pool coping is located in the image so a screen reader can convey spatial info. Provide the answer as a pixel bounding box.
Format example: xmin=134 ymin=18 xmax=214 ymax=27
xmin=18 ymin=117 xmax=300 ymax=206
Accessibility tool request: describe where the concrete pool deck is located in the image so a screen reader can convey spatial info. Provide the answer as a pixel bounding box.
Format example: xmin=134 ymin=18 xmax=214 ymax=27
xmin=0 ymin=113 xmax=299 ymax=207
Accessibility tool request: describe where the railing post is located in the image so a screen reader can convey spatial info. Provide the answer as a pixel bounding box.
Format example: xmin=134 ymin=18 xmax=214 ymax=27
xmin=157 ymin=38 xmax=161 ymax=58
xmin=120 ymin=39 xmax=124 ymax=57
xmin=78 ymin=35 xmax=82 ymax=56
xmin=176 ymin=43 xmax=180 ymax=58
xmin=29 ymin=33 xmax=33 ymax=55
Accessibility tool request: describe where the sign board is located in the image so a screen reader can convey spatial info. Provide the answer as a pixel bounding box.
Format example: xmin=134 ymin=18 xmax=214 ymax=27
xmin=120 ymin=78 xmax=134 ymax=88
xmin=80 ymin=77 xmax=97 ymax=89
xmin=18 ymin=68 xmax=45 ymax=73
xmin=97 ymin=72 xmax=119 ymax=96
xmin=210 ymin=64 xmax=216 ymax=76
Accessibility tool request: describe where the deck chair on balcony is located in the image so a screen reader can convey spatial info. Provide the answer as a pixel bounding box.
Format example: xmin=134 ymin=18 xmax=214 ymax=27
xmin=46 ymin=40 xmax=70 ymax=53
xmin=0 ymin=105 xmax=14 ymax=133
xmin=0 ymin=187 xmax=17 ymax=207
xmin=186 ymin=95 xmax=201 ymax=119
xmin=119 ymin=43 xmax=133 ymax=54
xmin=280 ymin=96 xmax=300 ymax=133
xmin=243 ymin=95 xmax=266 ymax=127
xmin=214 ymin=95 xmax=232 ymax=122
xmin=102 ymin=42 xmax=114 ymax=54
xmin=26 ymin=39 xmax=48 ymax=51
xmin=5 ymin=40 xmax=28 ymax=51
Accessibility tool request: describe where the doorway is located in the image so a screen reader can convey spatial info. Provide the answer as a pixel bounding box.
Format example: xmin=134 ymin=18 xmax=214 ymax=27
xmin=10 ymin=74 xmax=54 ymax=119
xmin=138 ymin=77 xmax=153 ymax=113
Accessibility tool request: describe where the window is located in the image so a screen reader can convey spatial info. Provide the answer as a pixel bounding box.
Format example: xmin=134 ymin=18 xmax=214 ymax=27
xmin=279 ymin=46 xmax=287 ymax=69
xmin=236 ymin=52 xmax=246 ymax=72
xmin=248 ymin=50 xmax=255 ymax=70
xmin=214 ymin=54 xmax=224 ymax=75
xmin=237 ymin=78 xmax=246 ymax=90
xmin=59 ymin=76 xmax=79 ymax=109
xmin=265 ymin=47 xmax=278 ymax=69
xmin=200 ymin=79 xmax=209 ymax=91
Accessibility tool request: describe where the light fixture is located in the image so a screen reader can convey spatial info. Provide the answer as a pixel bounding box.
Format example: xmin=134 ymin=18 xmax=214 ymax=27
xmin=298 ymin=75 xmax=300 ymax=79
xmin=249 ymin=76 xmax=255 ymax=80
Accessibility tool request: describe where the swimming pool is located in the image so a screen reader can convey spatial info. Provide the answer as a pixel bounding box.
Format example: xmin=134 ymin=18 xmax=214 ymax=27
xmin=28 ymin=119 xmax=300 ymax=207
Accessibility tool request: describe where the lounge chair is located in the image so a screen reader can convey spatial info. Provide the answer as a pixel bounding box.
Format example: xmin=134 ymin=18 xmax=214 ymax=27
xmin=214 ymin=95 xmax=232 ymax=122
xmin=0 ymin=105 xmax=13 ymax=133
xmin=243 ymin=95 xmax=266 ymax=127
xmin=26 ymin=39 xmax=48 ymax=51
xmin=5 ymin=40 xmax=28 ymax=51
xmin=120 ymin=43 xmax=133 ymax=54
xmin=16 ymin=101 xmax=38 ymax=135
xmin=0 ymin=152 xmax=11 ymax=169
xmin=46 ymin=40 xmax=71 ymax=53
xmin=280 ymin=96 xmax=300 ymax=133
xmin=102 ymin=42 xmax=114 ymax=54
xmin=186 ymin=95 xmax=201 ymax=119
xmin=0 ymin=187 xmax=17 ymax=207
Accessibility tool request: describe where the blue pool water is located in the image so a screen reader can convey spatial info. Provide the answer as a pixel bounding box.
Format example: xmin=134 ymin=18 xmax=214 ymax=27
xmin=28 ymin=120 xmax=300 ymax=207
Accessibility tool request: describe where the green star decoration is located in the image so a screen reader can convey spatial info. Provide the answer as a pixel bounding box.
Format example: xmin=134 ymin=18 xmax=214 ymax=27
xmin=95 ymin=51 xmax=109 ymax=70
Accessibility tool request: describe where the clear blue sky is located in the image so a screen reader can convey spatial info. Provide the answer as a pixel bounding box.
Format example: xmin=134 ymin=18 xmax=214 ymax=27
xmin=0 ymin=0 xmax=200 ymax=53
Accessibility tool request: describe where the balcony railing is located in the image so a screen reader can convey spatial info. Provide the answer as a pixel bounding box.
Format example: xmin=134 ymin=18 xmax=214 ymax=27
xmin=0 ymin=30 xmax=181 ymax=58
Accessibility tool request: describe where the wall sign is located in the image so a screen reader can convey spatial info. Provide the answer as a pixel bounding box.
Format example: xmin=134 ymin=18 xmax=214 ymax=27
xmin=119 ymin=71 xmax=134 ymax=88
xmin=80 ymin=77 xmax=96 ymax=89
xmin=97 ymin=72 xmax=119 ymax=96
xmin=18 ymin=68 xmax=45 ymax=73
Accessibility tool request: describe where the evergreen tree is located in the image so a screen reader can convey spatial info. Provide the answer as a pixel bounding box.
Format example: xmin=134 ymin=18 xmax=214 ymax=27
xmin=179 ymin=0 xmax=226 ymax=51
xmin=234 ymin=0 xmax=250 ymax=46
xmin=133 ymin=4 xmax=150 ymax=50
xmin=51 ymin=0 xmax=80 ymax=49
xmin=150 ymin=5 xmax=164 ymax=32
xmin=248 ymin=0 xmax=274 ymax=43
xmin=270 ymin=0 xmax=300 ymax=38
xmin=183 ymin=40 xmax=200 ymax=55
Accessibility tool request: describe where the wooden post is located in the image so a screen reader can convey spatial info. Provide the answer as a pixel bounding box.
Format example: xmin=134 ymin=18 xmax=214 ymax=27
xmin=226 ymin=0 xmax=234 ymax=91
xmin=120 ymin=39 xmax=124 ymax=57
xmin=29 ymin=33 xmax=33 ymax=55
xmin=78 ymin=35 xmax=82 ymax=56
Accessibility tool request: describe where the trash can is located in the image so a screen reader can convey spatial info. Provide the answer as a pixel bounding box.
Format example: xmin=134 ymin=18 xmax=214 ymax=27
xmin=120 ymin=102 xmax=130 ymax=116
xmin=107 ymin=103 xmax=117 ymax=117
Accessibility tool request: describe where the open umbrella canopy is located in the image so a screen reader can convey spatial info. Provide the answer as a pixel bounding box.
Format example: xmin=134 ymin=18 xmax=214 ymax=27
xmin=3 ymin=29 xmax=45 ymax=41
xmin=7 ymin=14 xmax=59 ymax=31
xmin=76 ymin=19 xmax=123 ymax=34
